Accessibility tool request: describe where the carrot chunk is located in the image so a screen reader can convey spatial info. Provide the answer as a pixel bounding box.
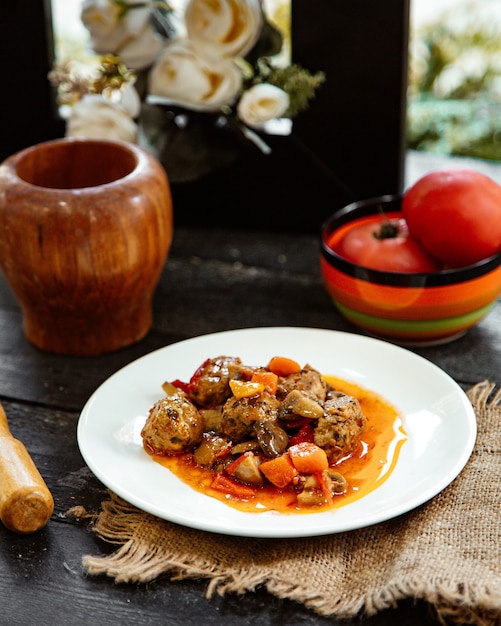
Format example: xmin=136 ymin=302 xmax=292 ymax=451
xmin=288 ymin=442 xmax=329 ymax=474
xmin=251 ymin=371 xmax=278 ymax=395
xmin=266 ymin=356 xmax=301 ymax=376
xmin=259 ymin=454 xmax=298 ymax=488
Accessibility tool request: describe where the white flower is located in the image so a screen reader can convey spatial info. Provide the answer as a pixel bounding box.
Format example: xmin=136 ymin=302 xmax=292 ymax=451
xmin=102 ymin=80 xmax=142 ymax=117
xmin=185 ymin=0 xmax=263 ymax=61
xmin=118 ymin=82 xmax=142 ymax=119
xmin=147 ymin=38 xmax=243 ymax=111
xmin=66 ymin=95 xmax=138 ymax=143
xmin=81 ymin=0 xmax=162 ymax=69
xmin=237 ymin=83 xmax=290 ymax=128
xmin=117 ymin=27 xmax=164 ymax=70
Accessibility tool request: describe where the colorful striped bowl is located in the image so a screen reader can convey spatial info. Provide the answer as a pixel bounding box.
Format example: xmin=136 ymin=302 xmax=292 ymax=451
xmin=320 ymin=195 xmax=501 ymax=345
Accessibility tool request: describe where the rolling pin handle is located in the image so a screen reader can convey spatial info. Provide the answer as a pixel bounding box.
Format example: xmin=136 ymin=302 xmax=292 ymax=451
xmin=0 ymin=403 xmax=12 ymax=437
xmin=0 ymin=402 xmax=54 ymax=533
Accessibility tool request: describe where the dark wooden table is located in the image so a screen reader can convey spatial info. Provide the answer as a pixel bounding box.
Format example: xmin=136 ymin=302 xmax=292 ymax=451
xmin=1 ymin=226 xmax=499 ymax=625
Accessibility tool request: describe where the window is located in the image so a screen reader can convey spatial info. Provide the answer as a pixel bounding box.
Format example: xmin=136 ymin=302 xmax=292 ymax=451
xmin=408 ymin=0 xmax=501 ymax=162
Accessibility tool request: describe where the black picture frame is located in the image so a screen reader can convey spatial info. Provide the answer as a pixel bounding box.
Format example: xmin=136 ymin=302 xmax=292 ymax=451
xmin=291 ymin=0 xmax=410 ymax=212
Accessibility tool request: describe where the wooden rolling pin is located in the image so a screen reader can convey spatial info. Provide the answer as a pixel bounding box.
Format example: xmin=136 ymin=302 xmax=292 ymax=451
xmin=0 ymin=403 xmax=54 ymax=533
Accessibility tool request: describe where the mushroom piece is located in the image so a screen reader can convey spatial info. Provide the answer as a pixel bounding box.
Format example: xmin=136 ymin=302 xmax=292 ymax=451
xmin=277 ymin=389 xmax=325 ymax=422
xmin=324 ymin=469 xmax=348 ymax=494
xmin=229 ymin=452 xmax=264 ymax=485
xmin=254 ymin=420 xmax=289 ymax=458
xmin=193 ymin=434 xmax=231 ymax=468
xmin=296 ymin=469 xmax=348 ymax=506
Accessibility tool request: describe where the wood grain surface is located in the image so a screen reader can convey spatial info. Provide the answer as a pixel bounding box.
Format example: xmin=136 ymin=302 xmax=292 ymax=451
xmin=0 ymin=226 xmax=499 ymax=625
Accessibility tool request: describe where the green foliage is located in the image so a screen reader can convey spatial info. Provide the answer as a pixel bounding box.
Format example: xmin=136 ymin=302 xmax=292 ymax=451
xmin=407 ymin=98 xmax=501 ymax=160
xmin=265 ymin=64 xmax=326 ymax=117
xmin=407 ymin=1 xmax=501 ymax=161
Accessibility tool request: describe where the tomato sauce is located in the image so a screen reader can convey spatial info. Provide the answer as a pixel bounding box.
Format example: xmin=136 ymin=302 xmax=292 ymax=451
xmin=152 ymin=376 xmax=407 ymax=514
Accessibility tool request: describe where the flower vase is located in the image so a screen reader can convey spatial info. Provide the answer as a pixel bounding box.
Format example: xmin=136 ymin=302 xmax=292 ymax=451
xmin=139 ymin=104 xmax=244 ymax=183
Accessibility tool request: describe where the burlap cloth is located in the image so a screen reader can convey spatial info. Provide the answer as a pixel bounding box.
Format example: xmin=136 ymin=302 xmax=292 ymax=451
xmin=71 ymin=381 xmax=501 ymax=625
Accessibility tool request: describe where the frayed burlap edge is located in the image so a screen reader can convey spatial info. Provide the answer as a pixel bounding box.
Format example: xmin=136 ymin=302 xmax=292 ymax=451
xmin=70 ymin=380 xmax=501 ymax=626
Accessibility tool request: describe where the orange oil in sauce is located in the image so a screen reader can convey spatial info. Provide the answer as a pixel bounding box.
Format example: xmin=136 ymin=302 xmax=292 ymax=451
xmin=153 ymin=376 xmax=407 ymax=514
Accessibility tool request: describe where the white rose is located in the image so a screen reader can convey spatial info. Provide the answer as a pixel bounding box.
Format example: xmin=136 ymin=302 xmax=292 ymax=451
xmin=147 ymin=38 xmax=243 ymax=111
xmin=117 ymin=28 xmax=164 ymax=70
xmin=81 ymin=0 xmax=161 ymax=69
xmin=237 ymin=83 xmax=290 ymax=128
xmin=185 ymin=0 xmax=263 ymax=61
xmin=118 ymin=83 xmax=141 ymax=119
xmin=66 ymin=95 xmax=138 ymax=143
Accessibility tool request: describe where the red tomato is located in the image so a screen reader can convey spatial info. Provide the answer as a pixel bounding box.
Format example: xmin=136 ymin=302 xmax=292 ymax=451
xmin=402 ymin=168 xmax=501 ymax=268
xmin=335 ymin=215 xmax=441 ymax=273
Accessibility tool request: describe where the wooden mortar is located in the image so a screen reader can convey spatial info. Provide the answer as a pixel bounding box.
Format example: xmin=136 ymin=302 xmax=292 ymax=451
xmin=0 ymin=138 xmax=173 ymax=355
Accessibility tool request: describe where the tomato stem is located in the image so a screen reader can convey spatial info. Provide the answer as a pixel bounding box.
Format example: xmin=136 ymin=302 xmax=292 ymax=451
xmin=373 ymin=204 xmax=399 ymax=240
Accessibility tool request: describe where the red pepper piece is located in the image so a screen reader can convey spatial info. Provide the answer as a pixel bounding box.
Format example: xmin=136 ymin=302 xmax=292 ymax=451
xmin=288 ymin=422 xmax=315 ymax=447
xmin=171 ymin=379 xmax=190 ymax=393
xmin=187 ymin=358 xmax=211 ymax=393
xmin=211 ymin=473 xmax=256 ymax=499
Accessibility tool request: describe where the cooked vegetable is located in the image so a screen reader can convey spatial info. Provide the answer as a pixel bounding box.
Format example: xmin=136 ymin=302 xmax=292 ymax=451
xmin=296 ymin=470 xmax=347 ymax=507
xmin=288 ymin=442 xmax=329 ymax=473
xmin=259 ymin=454 xmax=299 ymax=488
xmin=277 ymin=389 xmax=324 ymax=421
xmin=142 ymin=355 xmax=368 ymax=511
xmin=226 ymin=451 xmax=264 ymax=485
xmin=267 ymin=356 xmax=301 ymax=376
xmin=251 ymin=370 xmax=278 ymax=395
xmin=230 ymin=440 xmax=259 ymax=455
xmin=229 ymin=379 xmax=264 ymax=399
xmin=211 ymin=474 xmax=256 ymax=498
xmin=162 ymin=381 xmax=182 ymax=396
xmin=296 ymin=474 xmax=327 ymax=506
xmin=324 ymin=469 xmax=348 ymax=495
xmin=288 ymin=422 xmax=315 ymax=446
xmin=254 ymin=420 xmax=289 ymax=457
xmin=193 ymin=434 xmax=231 ymax=467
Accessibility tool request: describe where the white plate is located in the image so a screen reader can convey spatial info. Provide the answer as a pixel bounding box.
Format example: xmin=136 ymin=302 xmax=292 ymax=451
xmin=77 ymin=327 xmax=476 ymax=538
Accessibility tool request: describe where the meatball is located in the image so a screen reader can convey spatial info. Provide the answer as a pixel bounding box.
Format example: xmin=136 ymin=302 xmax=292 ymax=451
xmin=276 ymin=365 xmax=329 ymax=403
xmin=187 ymin=356 xmax=242 ymax=407
xmin=141 ymin=394 xmax=204 ymax=455
xmin=314 ymin=392 xmax=367 ymax=463
xmin=218 ymin=392 xmax=280 ymax=442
